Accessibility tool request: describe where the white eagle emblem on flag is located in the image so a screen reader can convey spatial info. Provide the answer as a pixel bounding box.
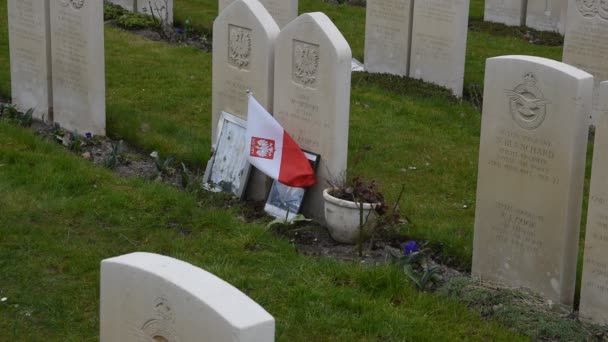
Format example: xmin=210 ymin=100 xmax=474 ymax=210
xmin=250 ymin=137 xmax=276 ymax=159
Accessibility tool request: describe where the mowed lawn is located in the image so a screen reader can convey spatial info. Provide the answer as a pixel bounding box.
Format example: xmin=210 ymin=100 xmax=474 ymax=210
xmin=0 ymin=0 xmax=589 ymax=339
xmin=0 ymin=0 xmax=570 ymax=266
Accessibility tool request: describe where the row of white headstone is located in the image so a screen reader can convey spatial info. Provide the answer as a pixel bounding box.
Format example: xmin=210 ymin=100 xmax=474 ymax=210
xmin=489 ymin=0 xmax=608 ymax=126
xmin=100 ymin=252 xmax=275 ymax=341
xmin=471 ymin=54 xmax=608 ymax=325
xmin=485 ymin=0 xmax=568 ymax=33
xmin=8 ymin=0 xmax=106 ymax=135
xmin=364 ymin=0 xmax=470 ymax=97
xmin=212 ymin=0 xmax=352 ymax=224
xmin=224 ymin=0 xmax=472 ymax=98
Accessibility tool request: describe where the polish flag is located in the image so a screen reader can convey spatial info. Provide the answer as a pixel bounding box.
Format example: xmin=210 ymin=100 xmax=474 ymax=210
xmin=246 ymin=94 xmax=316 ymax=188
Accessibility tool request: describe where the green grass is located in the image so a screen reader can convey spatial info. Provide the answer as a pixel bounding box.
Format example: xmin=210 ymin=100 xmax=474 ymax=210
xmin=0 ymin=0 xmax=581 ymax=268
xmin=0 ymin=0 xmax=595 ymax=338
xmin=0 ymin=0 xmax=581 ymax=269
xmin=440 ymin=277 xmax=602 ymax=340
xmin=0 ymin=121 xmax=524 ymax=340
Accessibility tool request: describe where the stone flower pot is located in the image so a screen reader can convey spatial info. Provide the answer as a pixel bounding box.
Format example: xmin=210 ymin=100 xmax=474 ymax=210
xmin=323 ymin=188 xmax=381 ymax=244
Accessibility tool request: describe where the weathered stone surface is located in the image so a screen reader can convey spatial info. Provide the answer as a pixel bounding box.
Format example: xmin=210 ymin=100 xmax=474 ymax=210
xmin=484 ymin=0 xmax=527 ymax=26
xmin=563 ymin=0 xmax=608 ymax=125
xmin=526 ymin=0 xmax=567 ymax=34
xmin=50 ymin=0 xmax=106 ymax=135
xmin=364 ymin=0 xmax=413 ymax=76
xmin=212 ymin=0 xmax=280 ymax=200
xmin=219 ymin=0 xmax=232 ymax=12
xmin=100 ymin=252 xmax=275 ymax=342
xmin=219 ymin=0 xmax=297 ymax=28
xmin=8 ymin=0 xmax=52 ymax=121
xmin=138 ymin=0 xmax=174 ymax=24
xmin=410 ymin=0 xmax=470 ymax=97
xmin=273 ymin=13 xmax=352 ymax=224
xmin=472 ymin=55 xmax=592 ymax=306
xmin=579 ymin=81 xmax=608 ymax=324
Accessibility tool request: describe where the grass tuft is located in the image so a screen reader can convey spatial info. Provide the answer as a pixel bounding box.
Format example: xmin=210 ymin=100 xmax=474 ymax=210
xmin=440 ymin=277 xmax=608 ymax=340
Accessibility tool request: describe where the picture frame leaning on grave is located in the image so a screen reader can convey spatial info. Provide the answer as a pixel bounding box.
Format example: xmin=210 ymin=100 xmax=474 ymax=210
xmin=203 ymin=112 xmax=252 ymax=199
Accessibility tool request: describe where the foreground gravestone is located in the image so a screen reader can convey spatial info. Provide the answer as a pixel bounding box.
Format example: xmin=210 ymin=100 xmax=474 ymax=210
xmin=7 ymin=0 xmax=52 ymax=121
xmin=484 ymin=0 xmax=527 ymax=26
xmin=50 ymin=0 xmax=105 ymax=135
xmin=579 ymin=82 xmax=608 ymax=324
xmin=219 ymin=0 xmax=231 ymax=11
xmin=409 ymin=0 xmax=470 ymax=97
xmin=472 ymin=55 xmax=592 ymax=306
xmin=100 ymin=252 xmax=275 ymax=341
xmin=219 ymin=0 xmax=297 ymax=28
xmin=563 ymin=0 xmax=608 ymax=125
xmin=273 ymin=13 xmax=352 ymax=224
xmin=139 ymin=0 xmax=174 ymax=24
xmin=212 ymin=0 xmax=280 ymax=200
xmin=364 ymin=0 xmax=413 ymax=76
xmin=525 ymin=0 xmax=567 ymax=33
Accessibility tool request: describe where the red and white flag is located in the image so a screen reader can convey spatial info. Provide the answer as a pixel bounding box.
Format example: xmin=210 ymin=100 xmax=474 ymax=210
xmin=246 ymin=94 xmax=316 ymax=188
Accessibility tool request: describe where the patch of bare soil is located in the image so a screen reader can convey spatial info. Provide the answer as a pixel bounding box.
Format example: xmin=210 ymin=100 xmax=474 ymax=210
xmin=30 ymin=120 xmax=184 ymax=187
xmin=286 ymin=225 xmax=408 ymax=264
xmin=276 ymin=223 xmax=463 ymax=281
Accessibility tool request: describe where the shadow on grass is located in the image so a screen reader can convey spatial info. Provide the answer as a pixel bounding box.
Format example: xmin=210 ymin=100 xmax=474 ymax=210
xmin=468 ymin=18 xmax=564 ymax=47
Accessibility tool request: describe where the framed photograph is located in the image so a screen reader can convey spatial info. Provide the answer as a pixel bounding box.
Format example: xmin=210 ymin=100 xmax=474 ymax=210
xmin=264 ymin=151 xmax=320 ymax=221
xmin=203 ymin=112 xmax=251 ymax=199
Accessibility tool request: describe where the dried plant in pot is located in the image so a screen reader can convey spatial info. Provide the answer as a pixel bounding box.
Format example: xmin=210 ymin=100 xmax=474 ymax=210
xmin=323 ymin=177 xmax=387 ymax=245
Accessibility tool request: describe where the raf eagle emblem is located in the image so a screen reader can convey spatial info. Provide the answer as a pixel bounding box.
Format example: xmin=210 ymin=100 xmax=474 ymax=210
xmin=505 ymin=72 xmax=550 ymax=130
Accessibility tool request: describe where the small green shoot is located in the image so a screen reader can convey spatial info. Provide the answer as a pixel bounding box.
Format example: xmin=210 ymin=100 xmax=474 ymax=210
xmin=155 ymin=154 xmax=175 ymax=176
xmin=19 ymin=108 xmax=34 ymax=127
xmin=104 ymin=140 xmax=123 ymax=170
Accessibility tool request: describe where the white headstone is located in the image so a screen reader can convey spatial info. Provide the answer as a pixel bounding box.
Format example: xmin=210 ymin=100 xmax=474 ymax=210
xmin=50 ymin=0 xmax=106 ymax=136
xmin=139 ymin=0 xmax=174 ymax=24
xmin=579 ymin=81 xmax=608 ymax=324
xmin=212 ymin=0 xmax=280 ymax=200
xmin=484 ymin=0 xmax=527 ymax=26
xmin=410 ymin=0 xmax=470 ymax=97
xmin=219 ymin=0 xmax=232 ymax=12
xmin=472 ymin=55 xmax=592 ymax=306
xmin=7 ymin=0 xmax=52 ymax=121
xmin=273 ymin=13 xmax=352 ymax=223
xmin=363 ymin=0 xmax=413 ymax=76
xmin=100 ymin=252 xmax=275 ymax=342
xmin=219 ymin=0 xmax=297 ymax=28
xmin=107 ymin=0 xmax=135 ymax=12
xmin=563 ymin=0 xmax=608 ymax=125
xmin=525 ymin=0 xmax=567 ymax=34
xmin=212 ymin=0 xmax=279 ymax=142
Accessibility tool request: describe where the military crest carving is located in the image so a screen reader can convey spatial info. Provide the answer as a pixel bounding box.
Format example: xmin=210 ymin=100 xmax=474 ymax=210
xmin=228 ymin=25 xmax=252 ymax=69
xmin=292 ymin=40 xmax=319 ymax=87
xmin=576 ymin=0 xmax=608 ymax=19
xmin=505 ymin=72 xmax=551 ymax=130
